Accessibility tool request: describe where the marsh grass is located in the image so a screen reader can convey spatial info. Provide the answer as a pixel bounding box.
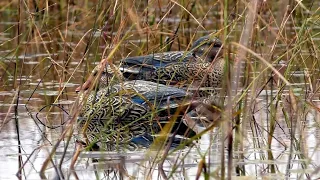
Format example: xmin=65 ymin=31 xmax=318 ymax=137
xmin=0 ymin=0 xmax=320 ymax=179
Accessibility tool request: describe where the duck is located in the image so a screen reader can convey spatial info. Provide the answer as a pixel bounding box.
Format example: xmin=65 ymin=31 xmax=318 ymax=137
xmin=119 ymin=35 xmax=223 ymax=80
xmin=76 ymin=35 xmax=227 ymax=129
xmin=75 ymin=35 xmax=222 ymax=92
xmin=76 ymin=64 xmax=201 ymax=151
xmin=77 ymin=55 xmax=227 ymax=108
xmin=77 ymin=36 xmax=225 ymax=89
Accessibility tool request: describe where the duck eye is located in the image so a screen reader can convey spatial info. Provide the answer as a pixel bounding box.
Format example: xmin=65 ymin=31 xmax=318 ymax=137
xmin=213 ymin=41 xmax=222 ymax=47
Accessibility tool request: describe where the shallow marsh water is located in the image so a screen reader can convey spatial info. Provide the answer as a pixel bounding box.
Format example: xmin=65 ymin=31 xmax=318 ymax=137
xmin=1 ymin=1 xmax=320 ymax=179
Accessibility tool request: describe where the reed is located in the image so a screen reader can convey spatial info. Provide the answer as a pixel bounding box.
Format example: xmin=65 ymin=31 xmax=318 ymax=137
xmin=0 ymin=0 xmax=319 ymax=179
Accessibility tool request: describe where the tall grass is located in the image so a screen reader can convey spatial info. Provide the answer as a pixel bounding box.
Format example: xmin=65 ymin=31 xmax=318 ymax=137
xmin=0 ymin=0 xmax=320 ymax=179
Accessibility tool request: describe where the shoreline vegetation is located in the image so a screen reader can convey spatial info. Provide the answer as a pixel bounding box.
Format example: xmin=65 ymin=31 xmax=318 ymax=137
xmin=0 ymin=0 xmax=319 ymax=179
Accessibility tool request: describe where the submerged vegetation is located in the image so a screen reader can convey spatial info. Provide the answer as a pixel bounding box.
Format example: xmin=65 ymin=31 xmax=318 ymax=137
xmin=0 ymin=0 xmax=320 ymax=179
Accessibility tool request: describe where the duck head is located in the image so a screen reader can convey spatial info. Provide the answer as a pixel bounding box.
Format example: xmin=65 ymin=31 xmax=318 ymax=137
xmin=191 ymin=35 xmax=223 ymax=62
xmin=75 ymin=63 xmax=123 ymax=93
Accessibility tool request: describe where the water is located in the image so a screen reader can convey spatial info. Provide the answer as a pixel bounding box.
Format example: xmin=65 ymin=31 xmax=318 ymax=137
xmin=1 ymin=1 xmax=320 ymax=179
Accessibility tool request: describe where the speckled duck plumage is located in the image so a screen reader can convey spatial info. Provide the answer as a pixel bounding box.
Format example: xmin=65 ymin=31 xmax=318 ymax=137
xmin=120 ymin=35 xmax=223 ymax=80
xmin=76 ymin=67 xmax=197 ymax=151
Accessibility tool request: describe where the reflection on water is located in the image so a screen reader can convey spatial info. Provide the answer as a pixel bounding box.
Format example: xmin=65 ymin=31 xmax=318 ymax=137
xmin=1 ymin=93 xmax=320 ymax=179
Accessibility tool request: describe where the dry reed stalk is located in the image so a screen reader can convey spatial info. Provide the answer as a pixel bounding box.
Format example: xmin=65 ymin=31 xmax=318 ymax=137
xmin=224 ymin=0 xmax=259 ymax=179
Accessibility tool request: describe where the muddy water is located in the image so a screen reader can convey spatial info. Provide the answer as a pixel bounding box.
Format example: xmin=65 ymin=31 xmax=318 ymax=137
xmin=1 ymin=1 xmax=320 ymax=179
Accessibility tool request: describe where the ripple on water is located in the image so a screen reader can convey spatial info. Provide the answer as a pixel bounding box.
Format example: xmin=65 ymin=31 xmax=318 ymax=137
xmin=37 ymin=90 xmax=60 ymax=96
xmin=0 ymin=91 xmax=14 ymax=96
